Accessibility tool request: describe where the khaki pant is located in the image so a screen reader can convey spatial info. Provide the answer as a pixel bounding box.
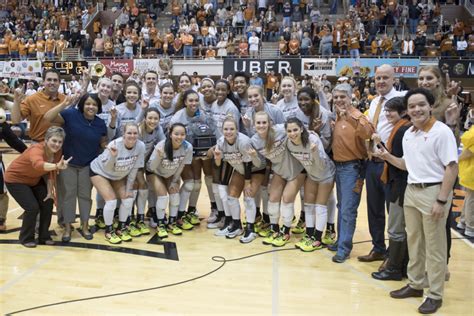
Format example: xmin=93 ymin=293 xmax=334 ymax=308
xmin=0 ymin=193 xmax=8 ymax=220
xmin=404 ymin=184 xmax=452 ymax=300
xmin=460 ymin=188 xmax=474 ymax=229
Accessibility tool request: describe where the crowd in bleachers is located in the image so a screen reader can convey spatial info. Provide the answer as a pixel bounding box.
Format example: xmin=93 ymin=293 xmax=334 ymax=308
xmin=0 ymin=0 xmax=472 ymax=60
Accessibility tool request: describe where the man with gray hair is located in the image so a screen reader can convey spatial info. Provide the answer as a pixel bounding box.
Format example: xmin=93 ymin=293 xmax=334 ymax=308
xmin=358 ymin=64 xmax=406 ymax=264
xmin=329 ymin=83 xmax=375 ymax=263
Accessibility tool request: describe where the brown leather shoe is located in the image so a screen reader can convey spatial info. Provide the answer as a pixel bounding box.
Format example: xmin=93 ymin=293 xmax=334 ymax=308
xmin=357 ymin=250 xmax=385 ymax=262
xmin=418 ymin=298 xmax=442 ymax=314
xmin=390 ymin=285 xmax=423 ymax=299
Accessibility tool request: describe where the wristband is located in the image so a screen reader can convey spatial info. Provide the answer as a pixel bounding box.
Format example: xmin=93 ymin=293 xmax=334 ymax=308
xmin=436 ymin=198 xmax=447 ymax=205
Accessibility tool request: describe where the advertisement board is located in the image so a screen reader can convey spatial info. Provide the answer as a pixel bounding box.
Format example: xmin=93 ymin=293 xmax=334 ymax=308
xmin=336 ymin=58 xmax=420 ymax=78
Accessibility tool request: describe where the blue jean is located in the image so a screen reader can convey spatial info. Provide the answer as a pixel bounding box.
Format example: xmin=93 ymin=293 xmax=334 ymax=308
xmin=350 ymin=48 xmax=359 ymax=58
xmin=365 ymin=161 xmax=389 ymax=254
xmin=409 ymin=18 xmax=418 ymax=34
xmin=335 ymin=160 xmax=366 ymax=258
xmin=183 ymin=45 xmax=193 ymax=58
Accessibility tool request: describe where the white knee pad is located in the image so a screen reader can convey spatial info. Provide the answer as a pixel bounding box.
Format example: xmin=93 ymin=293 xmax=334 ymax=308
xmin=103 ymin=199 xmax=117 ymax=225
xmin=181 ymin=180 xmax=194 ymax=193
xmin=281 ymin=202 xmax=294 ymax=228
xmin=118 ymin=198 xmax=134 ymax=222
xmin=156 ymin=195 xmax=169 ymax=210
xmin=169 ymin=193 xmax=180 ymax=207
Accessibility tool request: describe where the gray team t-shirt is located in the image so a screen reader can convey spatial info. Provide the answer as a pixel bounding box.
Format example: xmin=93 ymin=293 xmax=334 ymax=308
xmin=276 ymin=97 xmax=300 ymax=120
xmin=287 ymin=133 xmax=335 ymax=182
xmin=211 ymin=99 xmax=240 ymax=139
xmin=251 ymin=124 xmax=303 ymax=181
xmin=147 ymin=139 xmax=193 ymax=178
xmin=244 ymin=102 xmax=285 ymax=137
xmin=148 ymin=101 xmax=176 ymax=132
xmin=216 ymin=133 xmax=264 ymax=175
xmin=90 ymin=137 xmax=145 ymax=189
xmin=97 ymin=99 xmax=119 ymax=140
xmin=139 ymin=125 xmax=166 ymax=159
xmin=294 ymin=106 xmax=333 ymax=152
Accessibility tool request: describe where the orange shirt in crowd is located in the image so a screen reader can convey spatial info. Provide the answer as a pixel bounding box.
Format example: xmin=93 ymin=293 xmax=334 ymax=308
xmin=19 ymin=42 xmax=27 ymax=56
xmin=46 ymin=39 xmax=55 ymax=53
xmin=181 ymin=34 xmax=194 ymax=46
xmin=288 ymin=39 xmax=300 ymax=54
xmin=205 ymin=48 xmax=216 ymax=59
xmin=20 ymin=91 xmax=66 ymax=142
xmin=27 ymin=43 xmax=36 ymax=54
xmin=4 ymin=143 xmax=61 ymax=186
xmin=36 ymin=40 xmax=46 ymax=52
xmin=0 ymin=43 xmax=9 ymax=55
xmin=349 ymin=35 xmax=360 ymax=49
xmin=9 ymin=39 xmax=19 ymax=52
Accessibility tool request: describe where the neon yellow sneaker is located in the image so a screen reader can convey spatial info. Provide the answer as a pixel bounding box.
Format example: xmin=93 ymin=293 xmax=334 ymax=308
xmin=291 ymin=219 xmax=305 ymax=234
xmin=299 ymin=236 xmax=324 ymax=252
xmin=177 ymin=218 xmax=194 ymax=231
xmin=95 ymin=216 xmax=106 ymax=229
xmin=272 ymin=232 xmax=290 ymax=247
xmin=137 ymin=221 xmax=150 ymax=235
xmin=262 ymin=231 xmax=277 ymax=245
xmin=113 ymin=217 xmax=119 ymax=229
xmin=105 ymin=231 xmax=122 ymax=244
xmin=258 ymin=223 xmax=272 ymax=238
xmin=167 ymin=223 xmax=183 ymax=235
xmin=295 ymin=234 xmax=312 ymax=249
xmin=322 ymin=230 xmax=337 ymax=245
xmin=116 ymin=229 xmax=132 ymax=242
xmin=156 ymin=224 xmax=168 ymax=238
xmin=128 ymin=222 xmax=142 ymax=237
xmin=186 ymin=212 xmax=200 ymax=225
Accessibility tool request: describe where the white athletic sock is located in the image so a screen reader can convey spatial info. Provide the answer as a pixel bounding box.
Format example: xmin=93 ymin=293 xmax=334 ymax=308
xmin=244 ymin=196 xmax=257 ymax=224
xmin=169 ymin=193 xmax=179 ymax=217
xmin=155 ymin=196 xmax=169 ymax=220
xmin=268 ymin=202 xmax=281 ymax=225
xmin=103 ymin=199 xmax=117 ymax=225
xmin=119 ymin=198 xmax=134 ymax=222
xmin=281 ymin=202 xmax=294 ymax=228
xmin=218 ymin=185 xmax=230 ymax=216
xmin=137 ymin=189 xmax=148 ymax=215
xmin=304 ymin=203 xmax=316 ymax=228
xmin=212 ymin=183 xmax=224 ymax=212
xmin=227 ymin=196 xmax=241 ymax=220
xmin=315 ymin=204 xmax=328 ymax=232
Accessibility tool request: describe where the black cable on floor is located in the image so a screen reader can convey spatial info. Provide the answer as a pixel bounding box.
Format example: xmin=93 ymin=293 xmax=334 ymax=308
xmin=5 ymin=237 xmax=472 ymax=315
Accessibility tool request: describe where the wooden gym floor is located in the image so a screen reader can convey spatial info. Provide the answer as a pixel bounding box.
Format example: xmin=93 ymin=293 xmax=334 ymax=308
xmin=0 ymin=150 xmax=473 ymax=316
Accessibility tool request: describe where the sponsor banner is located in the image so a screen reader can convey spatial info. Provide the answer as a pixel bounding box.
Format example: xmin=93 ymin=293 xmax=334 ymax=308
xmin=133 ymin=58 xmax=173 ymax=74
xmin=438 ymin=59 xmax=474 ymax=78
xmin=336 ymin=58 xmax=420 ymax=78
xmin=42 ymin=60 xmax=88 ymax=76
xmin=301 ymin=58 xmax=337 ymax=76
xmin=223 ymin=58 xmax=301 ymax=77
xmin=0 ymin=60 xmax=42 ymax=78
xmin=101 ymin=59 xmax=134 ymax=77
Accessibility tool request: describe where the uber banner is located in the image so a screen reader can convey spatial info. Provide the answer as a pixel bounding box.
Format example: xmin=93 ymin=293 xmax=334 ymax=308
xmin=223 ymin=58 xmax=301 ymax=77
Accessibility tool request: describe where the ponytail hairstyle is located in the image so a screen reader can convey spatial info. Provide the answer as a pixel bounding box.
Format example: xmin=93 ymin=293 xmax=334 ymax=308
xmin=165 ymin=123 xmax=186 ymax=161
xmin=121 ymin=122 xmax=139 ymax=137
xmin=139 ymin=107 xmax=161 ymax=139
xmin=279 ymin=76 xmax=298 ymax=97
xmin=255 ymin=111 xmax=275 ymax=153
xmin=215 ymin=78 xmax=241 ymax=111
xmin=285 ymin=117 xmax=309 ymax=148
